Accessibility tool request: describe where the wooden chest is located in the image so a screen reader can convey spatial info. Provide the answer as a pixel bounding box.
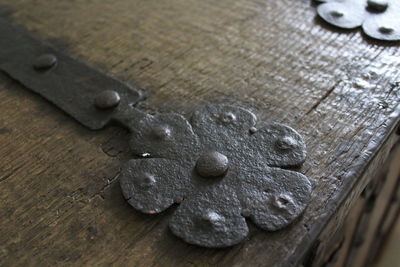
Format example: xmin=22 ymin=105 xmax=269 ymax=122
xmin=0 ymin=0 xmax=399 ymax=266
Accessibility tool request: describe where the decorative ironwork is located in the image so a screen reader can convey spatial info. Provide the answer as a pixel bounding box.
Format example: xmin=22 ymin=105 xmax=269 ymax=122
xmin=0 ymin=16 xmax=312 ymax=248
xmin=0 ymin=17 xmax=143 ymax=130
xmin=316 ymin=0 xmax=400 ymax=41
xmin=120 ymin=104 xmax=312 ymax=247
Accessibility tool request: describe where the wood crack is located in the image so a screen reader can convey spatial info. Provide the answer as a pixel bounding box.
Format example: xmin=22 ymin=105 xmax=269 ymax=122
xmin=305 ymin=80 xmax=341 ymax=116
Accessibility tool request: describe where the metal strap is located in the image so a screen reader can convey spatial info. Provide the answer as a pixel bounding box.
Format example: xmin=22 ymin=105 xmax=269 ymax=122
xmin=0 ymin=16 xmax=312 ymax=248
xmin=0 ymin=17 xmax=143 ymax=130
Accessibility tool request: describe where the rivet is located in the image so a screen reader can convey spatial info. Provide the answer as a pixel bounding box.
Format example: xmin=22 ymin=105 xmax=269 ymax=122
xmin=33 ymin=54 xmax=57 ymax=70
xmin=201 ymin=211 xmax=224 ymax=227
xmin=276 ymin=136 xmax=297 ymax=150
xmin=249 ymin=127 xmax=258 ymax=134
xmin=330 ymin=10 xmax=344 ymax=18
xmin=95 ymin=90 xmax=121 ymax=109
xmin=367 ymin=0 xmax=388 ymax=13
xmin=271 ymin=194 xmax=293 ymax=210
xmin=151 ymin=125 xmax=172 ymax=140
xmin=137 ymin=172 xmax=156 ymax=189
xmin=219 ymin=112 xmax=237 ymax=124
xmin=196 ymin=151 xmax=229 ymax=178
xmin=378 ymin=26 xmax=394 ymax=34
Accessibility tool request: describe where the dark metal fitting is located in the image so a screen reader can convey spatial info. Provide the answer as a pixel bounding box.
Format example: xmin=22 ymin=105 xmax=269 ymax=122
xmin=33 ymin=54 xmax=57 ymax=70
xmin=95 ymin=90 xmax=121 ymax=109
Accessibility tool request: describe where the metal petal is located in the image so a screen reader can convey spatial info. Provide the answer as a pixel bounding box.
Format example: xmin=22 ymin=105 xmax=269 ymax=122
xmin=238 ymin=167 xmax=312 ymax=231
xmin=120 ymin=158 xmax=192 ymax=214
xmin=317 ymin=0 xmax=366 ymax=29
xmin=190 ymin=104 xmax=256 ymax=152
xmin=362 ymin=1 xmax=400 ymax=41
xmin=249 ymin=122 xmax=307 ymax=167
xmin=169 ymin=184 xmax=249 ymax=248
xmin=128 ymin=113 xmax=200 ymax=164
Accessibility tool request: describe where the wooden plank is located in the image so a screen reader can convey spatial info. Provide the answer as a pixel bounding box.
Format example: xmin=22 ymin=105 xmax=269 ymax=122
xmin=349 ymin=144 xmax=400 ymax=266
xmin=0 ymin=0 xmax=400 ymax=266
xmin=300 ymin=132 xmax=399 ymax=267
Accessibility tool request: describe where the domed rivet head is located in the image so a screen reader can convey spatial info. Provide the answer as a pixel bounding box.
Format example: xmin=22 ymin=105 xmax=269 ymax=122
xmin=151 ymin=125 xmax=172 ymax=140
xmin=330 ymin=10 xmax=344 ymax=18
xmin=201 ymin=211 xmax=225 ymax=227
xmin=378 ymin=26 xmax=394 ymax=34
xmin=271 ymin=194 xmax=293 ymax=210
xmin=249 ymin=127 xmax=257 ymax=134
xmin=196 ymin=151 xmax=229 ymax=178
xmin=95 ymin=90 xmax=121 ymax=109
xmin=219 ymin=112 xmax=237 ymax=124
xmin=137 ymin=172 xmax=156 ymax=189
xmin=367 ymin=0 xmax=388 ymax=13
xmin=276 ymin=136 xmax=298 ymax=150
xmin=33 ymin=54 xmax=57 ymax=70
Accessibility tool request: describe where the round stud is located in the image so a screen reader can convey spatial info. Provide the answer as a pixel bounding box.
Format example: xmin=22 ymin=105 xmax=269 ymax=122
xmin=271 ymin=194 xmax=293 ymax=210
xmin=196 ymin=151 xmax=229 ymax=178
xmin=201 ymin=211 xmax=225 ymax=227
xmin=276 ymin=136 xmax=298 ymax=150
xmin=151 ymin=125 xmax=172 ymax=140
xmin=95 ymin=90 xmax=121 ymax=109
xmin=33 ymin=54 xmax=57 ymax=70
xmin=219 ymin=112 xmax=237 ymax=124
xmin=249 ymin=127 xmax=257 ymax=134
xmin=378 ymin=26 xmax=394 ymax=34
xmin=136 ymin=172 xmax=156 ymax=189
xmin=330 ymin=10 xmax=344 ymax=18
xmin=367 ymin=0 xmax=388 ymax=13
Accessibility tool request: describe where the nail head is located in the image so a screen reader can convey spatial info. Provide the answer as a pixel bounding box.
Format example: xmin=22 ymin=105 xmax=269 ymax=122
xmin=249 ymin=127 xmax=257 ymax=134
xmin=152 ymin=126 xmax=172 ymax=140
xmin=196 ymin=151 xmax=229 ymax=178
xmin=219 ymin=112 xmax=237 ymax=124
xmin=95 ymin=90 xmax=121 ymax=109
xmin=33 ymin=54 xmax=57 ymax=70
xmin=276 ymin=136 xmax=298 ymax=150
xmin=367 ymin=0 xmax=388 ymax=13
xmin=330 ymin=10 xmax=344 ymax=18
xmin=378 ymin=26 xmax=394 ymax=34
xmin=137 ymin=172 xmax=156 ymax=189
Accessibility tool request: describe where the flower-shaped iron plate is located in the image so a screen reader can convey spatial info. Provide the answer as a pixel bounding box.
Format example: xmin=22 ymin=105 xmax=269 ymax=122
xmin=316 ymin=0 xmax=400 ymax=41
xmin=120 ymin=104 xmax=312 ymax=248
xmin=0 ymin=18 xmax=313 ymax=249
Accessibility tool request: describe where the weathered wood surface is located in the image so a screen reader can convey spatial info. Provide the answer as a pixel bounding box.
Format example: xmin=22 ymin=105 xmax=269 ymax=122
xmin=307 ymin=136 xmax=400 ymax=267
xmin=350 ymin=144 xmax=400 ymax=266
xmin=0 ymin=0 xmax=399 ymax=266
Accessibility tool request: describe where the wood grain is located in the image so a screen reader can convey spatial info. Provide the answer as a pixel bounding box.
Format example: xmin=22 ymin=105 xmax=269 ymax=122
xmin=0 ymin=0 xmax=399 ymax=266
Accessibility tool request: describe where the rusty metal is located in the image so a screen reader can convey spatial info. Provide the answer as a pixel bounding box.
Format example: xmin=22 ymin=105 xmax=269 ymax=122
xmin=195 ymin=151 xmax=229 ymax=178
xmin=121 ymin=104 xmax=312 ymax=247
xmin=0 ymin=16 xmax=312 ymax=248
xmin=94 ymin=90 xmax=121 ymax=110
xmin=316 ymin=0 xmax=400 ymax=41
xmin=0 ymin=17 xmax=142 ymax=130
xmin=33 ymin=54 xmax=58 ymax=70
